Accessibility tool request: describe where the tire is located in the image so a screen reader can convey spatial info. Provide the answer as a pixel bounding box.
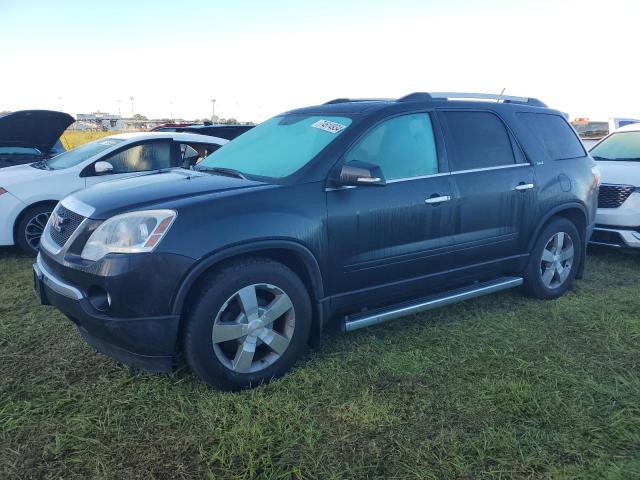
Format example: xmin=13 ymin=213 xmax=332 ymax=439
xmin=15 ymin=204 xmax=55 ymax=255
xmin=523 ymin=218 xmax=581 ymax=300
xmin=182 ymin=257 xmax=312 ymax=390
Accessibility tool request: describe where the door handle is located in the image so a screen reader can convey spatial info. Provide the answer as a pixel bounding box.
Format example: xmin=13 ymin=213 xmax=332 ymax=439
xmin=425 ymin=195 xmax=451 ymax=204
xmin=514 ymin=183 xmax=535 ymax=191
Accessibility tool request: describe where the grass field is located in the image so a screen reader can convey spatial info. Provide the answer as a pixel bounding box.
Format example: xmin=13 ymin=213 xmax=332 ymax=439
xmin=1 ymin=246 xmax=639 ymax=479
xmin=59 ymin=130 xmax=120 ymax=150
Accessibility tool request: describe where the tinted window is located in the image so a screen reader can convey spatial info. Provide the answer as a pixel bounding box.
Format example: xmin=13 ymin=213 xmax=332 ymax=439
xmin=519 ymin=113 xmax=585 ymax=160
xmin=443 ymin=111 xmax=516 ymax=171
xmin=103 ymin=141 xmax=172 ymax=174
xmin=345 ymin=113 xmax=438 ymax=180
xmin=179 ymin=142 xmax=221 ymax=167
xmin=590 ymin=131 xmax=640 ymax=161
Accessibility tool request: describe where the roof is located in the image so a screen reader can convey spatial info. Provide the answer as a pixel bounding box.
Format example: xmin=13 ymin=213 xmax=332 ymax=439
xmin=107 ymin=131 xmax=228 ymax=144
xmin=614 ymin=123 xmax=640 ymax=133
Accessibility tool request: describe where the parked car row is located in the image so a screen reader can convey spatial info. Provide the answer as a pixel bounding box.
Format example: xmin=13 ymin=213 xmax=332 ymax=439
xmin=22 ymin=91 xmax=606 ymax=390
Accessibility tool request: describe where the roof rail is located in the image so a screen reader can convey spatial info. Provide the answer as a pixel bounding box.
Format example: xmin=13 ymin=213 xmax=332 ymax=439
xmin=323 ymin=98 xmax=389 ymax=105
xmin=398 ymin=92 xmax=547 ymax=107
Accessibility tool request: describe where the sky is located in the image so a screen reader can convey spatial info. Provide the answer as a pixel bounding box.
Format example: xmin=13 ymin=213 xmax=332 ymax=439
xmin=1 ymin=0 xmax=639 ymax=123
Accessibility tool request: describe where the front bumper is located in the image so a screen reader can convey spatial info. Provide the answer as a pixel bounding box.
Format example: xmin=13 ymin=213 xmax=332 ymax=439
xmin=33 ymin=254 xmax=180 ymax=372
xmin=590 ymin=226 xmax=640 ymax=249
xmin=0 ymin=191 xmax=26 ymax=246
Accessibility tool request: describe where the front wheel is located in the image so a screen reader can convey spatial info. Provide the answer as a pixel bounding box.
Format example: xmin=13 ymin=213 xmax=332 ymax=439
xmin=16 ymin=204 xmax=54 ymax=255
xmin=182 ymin=258 xmax=312 ymax=390
xmin=523 ymin=218 xmax=581 ymax=300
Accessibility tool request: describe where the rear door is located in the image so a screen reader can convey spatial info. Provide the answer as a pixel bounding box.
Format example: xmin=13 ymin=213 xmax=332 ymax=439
xmin=84 ymin=140 xmax=174 ymax=187
xmin=326 ymin=112 xmax=455 ymax=307
xmin=438 ymin=110 xmax=536 ymax=268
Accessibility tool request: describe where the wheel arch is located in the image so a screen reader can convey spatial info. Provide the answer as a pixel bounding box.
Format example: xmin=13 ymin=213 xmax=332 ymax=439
xmin=172 ymin=240 xmax=327 ymax=341
xmin=13 ymin=200 xmax=59 ymax=243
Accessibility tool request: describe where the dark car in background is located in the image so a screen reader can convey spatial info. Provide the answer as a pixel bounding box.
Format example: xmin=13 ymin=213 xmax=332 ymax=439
xmin=0 ymin=110 xmax=74 ymax=169
xmin=34 ymin=92 xmax=599 ymax=390
xmin=152 ymin=123 xmax=254 ymax=141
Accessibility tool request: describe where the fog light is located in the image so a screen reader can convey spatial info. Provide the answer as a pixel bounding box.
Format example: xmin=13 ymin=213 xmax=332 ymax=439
xmin=87 ymin=286 xmax=110 ymax=311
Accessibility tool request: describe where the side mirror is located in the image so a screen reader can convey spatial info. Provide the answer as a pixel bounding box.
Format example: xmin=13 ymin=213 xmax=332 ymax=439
xmin=94 ymin=161 xmax=114 ymax=175
xmin=336 ymin=160 xmax=385 ymax=187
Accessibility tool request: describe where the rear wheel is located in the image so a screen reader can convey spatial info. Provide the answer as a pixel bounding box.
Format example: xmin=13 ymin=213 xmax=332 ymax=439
xmin=16 ymin=204 xmax=54 ymax=255
xmin=182 ymin=258 xmax=312 ymax=390
xmin=523 ymin=218 xmax=580 ymax=299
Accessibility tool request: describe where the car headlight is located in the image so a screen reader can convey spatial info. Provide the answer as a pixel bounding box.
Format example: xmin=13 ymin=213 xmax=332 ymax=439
xmin=81 ymin=210 xmax=177 ymax=261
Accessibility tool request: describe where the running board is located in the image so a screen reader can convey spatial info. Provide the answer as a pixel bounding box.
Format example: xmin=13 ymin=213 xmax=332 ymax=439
xmin=341 ymin=276 xmax=523 ymax=332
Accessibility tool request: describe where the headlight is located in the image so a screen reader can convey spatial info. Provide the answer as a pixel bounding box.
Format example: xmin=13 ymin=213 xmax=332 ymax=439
xmin=81 ymin=210 xmax=177 ymax=261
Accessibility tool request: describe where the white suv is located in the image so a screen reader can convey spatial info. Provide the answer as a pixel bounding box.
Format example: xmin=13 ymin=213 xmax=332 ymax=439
xmin=590 ymin=124 xmax=640 ymax=248
xmin=0 ymin=132 xmax=227 ymax=254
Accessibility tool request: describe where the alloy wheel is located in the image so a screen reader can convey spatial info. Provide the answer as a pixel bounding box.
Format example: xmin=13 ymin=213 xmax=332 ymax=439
xmin=25 ymin=212 xmax=52 ymax=251
xmin=540 ymin=231 xmax=574 ymax=289
xmin=211 ymin=283 xmax=295 ymax=373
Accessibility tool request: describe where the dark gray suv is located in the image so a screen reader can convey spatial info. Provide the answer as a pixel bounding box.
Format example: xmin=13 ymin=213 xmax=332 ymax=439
xmin=34 ymin=92 xmax=600 ymax=389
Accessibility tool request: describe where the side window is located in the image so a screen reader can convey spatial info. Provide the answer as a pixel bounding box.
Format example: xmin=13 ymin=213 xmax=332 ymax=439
xmin=344 ymin=113 xmax=438 ymax=180
xmin=179 ymin=142 xmax=221 ymax=168
xmin=518 ymin=113 xmax=585 ymax=160
xmin=442 ymin=111 xmax=516 ymax=171
xmin=103 ymin=141 xmax=172 ymax=174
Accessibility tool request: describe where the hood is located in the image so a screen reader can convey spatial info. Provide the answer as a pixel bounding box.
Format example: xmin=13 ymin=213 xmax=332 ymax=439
xmin=0 ymin=163 xmax=67 ymax=189
xmin=71 ymin=169 xmax=271 ymax=219
xmin=0 ymin=110 xmax=74 ymax=153
xmin=596 ymin=160 xmax=640 ymax=187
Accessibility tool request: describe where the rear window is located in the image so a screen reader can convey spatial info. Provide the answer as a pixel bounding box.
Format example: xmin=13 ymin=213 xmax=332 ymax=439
xmin=519 ymin=113 xmax=585 ymax=160
xmin=442 ymin=111 xmax=516 ymax=171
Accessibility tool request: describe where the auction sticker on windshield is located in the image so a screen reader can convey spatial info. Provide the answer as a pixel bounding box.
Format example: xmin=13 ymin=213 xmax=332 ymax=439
xmin=311 ymin=119 xmax=348 ymax=134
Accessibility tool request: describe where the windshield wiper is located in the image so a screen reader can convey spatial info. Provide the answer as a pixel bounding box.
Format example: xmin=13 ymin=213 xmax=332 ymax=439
xmin=31 ymin=160 xmax=52 ymax=170
xmin=592 ymin=156 xmax=640 ymax=161
xmin=194 ymin=166 xmax=247 ymax=179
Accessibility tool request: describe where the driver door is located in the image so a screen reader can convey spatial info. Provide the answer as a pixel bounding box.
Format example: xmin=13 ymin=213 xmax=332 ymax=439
xmin=84 ymin=140 xmax=173 ymax=187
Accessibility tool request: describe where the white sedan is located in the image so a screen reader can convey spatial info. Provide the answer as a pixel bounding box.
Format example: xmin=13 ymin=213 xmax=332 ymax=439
xmin=0 ymin=131 xmax=227 ymax=254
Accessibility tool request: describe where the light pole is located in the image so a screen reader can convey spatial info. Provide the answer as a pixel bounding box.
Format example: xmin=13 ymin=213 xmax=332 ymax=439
xmin=211 ymin=98 xmax=216 ymax=123
xmin=169 ymin=101 xmax=173 ymax=121
xmin=117 ymin=99 xmax=122 ymax=116
xmin=57 ymin=96 xmax=63 ymax=112
xmin=130 ymin=96 xmax=134 ymax=117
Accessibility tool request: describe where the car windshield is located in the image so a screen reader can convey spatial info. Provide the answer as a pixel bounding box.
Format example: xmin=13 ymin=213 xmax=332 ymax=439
xmin=572 ymin=121 xmax=608 ymax=139
xmin=46 ymin=138 xmax=124 ymax=170
xmin=590 ymin=131 xmax=640 ymax=161
xmin=198 ymin=114 xmax=353 ymax=178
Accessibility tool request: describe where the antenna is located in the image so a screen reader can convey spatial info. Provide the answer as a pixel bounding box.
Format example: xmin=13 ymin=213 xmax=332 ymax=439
xmin=497 ymin=88 xmax=506 ymax=103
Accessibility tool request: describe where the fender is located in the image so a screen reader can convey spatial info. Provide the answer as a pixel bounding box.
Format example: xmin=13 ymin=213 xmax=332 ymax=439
xmin=171 ymin=239 xmax=325 ymax=316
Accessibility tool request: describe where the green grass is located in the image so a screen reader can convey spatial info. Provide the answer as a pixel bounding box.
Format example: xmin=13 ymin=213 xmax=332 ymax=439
xmin=1 ymin=248 xmax=639 ymax=479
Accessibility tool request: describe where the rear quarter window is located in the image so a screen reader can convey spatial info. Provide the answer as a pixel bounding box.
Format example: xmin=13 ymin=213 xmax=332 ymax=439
xmin=518 ymin=113 xmax=585 ymax=160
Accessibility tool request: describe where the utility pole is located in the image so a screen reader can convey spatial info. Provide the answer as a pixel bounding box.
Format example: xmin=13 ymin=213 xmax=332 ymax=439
xmin=130 ymin=96 xmax=134 ymax=117
xmin=211 ymin=98 xmax=216 ymax=123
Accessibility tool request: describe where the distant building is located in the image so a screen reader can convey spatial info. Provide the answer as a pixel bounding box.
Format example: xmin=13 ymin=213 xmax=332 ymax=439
xmin=75 ymin=112 xmax=124 ymax=131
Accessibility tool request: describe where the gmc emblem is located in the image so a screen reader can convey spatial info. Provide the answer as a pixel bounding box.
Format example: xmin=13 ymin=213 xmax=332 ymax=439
xmin=50 ymin=212 xmax=67 ymax=234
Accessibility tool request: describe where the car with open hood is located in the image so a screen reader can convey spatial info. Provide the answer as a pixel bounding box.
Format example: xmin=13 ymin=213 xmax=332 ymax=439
xmin=33 ymin=92 xmax=599 ymax=390
xmin=0 ymin=131 xmax=227 ymax=254
xmin=0 ymin=110 xmax=74 ymax=169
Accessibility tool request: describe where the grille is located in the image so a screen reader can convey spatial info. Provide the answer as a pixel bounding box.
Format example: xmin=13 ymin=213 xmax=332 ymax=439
xmin=598 ymin=184 xmax=636 ymax=209
xmin=49 ymin=205 xmax=85 ymax=247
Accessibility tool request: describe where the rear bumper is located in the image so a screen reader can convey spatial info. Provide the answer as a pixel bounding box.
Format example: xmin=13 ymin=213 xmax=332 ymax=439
xmin=34 ymin=254 xmax=179 ymax=372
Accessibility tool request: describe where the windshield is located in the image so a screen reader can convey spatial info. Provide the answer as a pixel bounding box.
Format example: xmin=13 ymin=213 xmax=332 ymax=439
xmin=572 ymin=121 xmax=608 ymax=139
xmin=46 ymin=138 xmax=124 ymax=170
xmin=590 ymin=131 xmax=640 ymax=161
xmin=199 ymin=114 xmax=353 ymax=178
